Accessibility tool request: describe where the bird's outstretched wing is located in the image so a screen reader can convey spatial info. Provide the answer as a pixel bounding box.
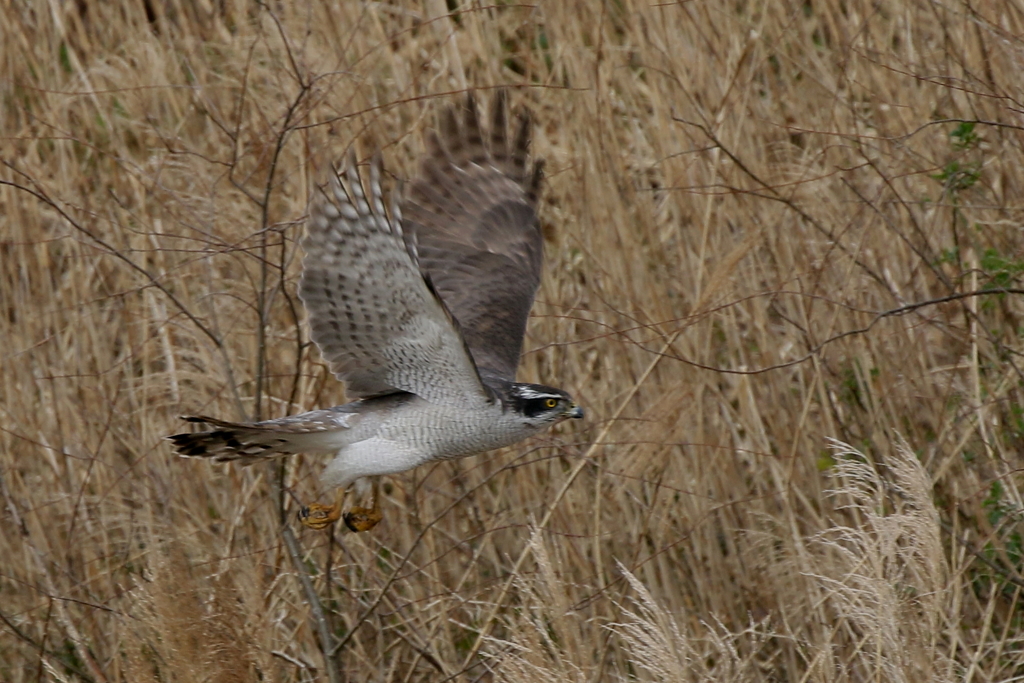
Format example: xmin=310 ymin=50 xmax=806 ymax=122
xmin=299 ymin=154 xmax=490 ymax=405
xmin=400 ymin=90 xmax=545 ymax=382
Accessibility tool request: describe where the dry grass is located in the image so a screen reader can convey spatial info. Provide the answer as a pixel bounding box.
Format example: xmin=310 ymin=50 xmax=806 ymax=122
xmin=3 ymin=1 xmax=1024 ymax=681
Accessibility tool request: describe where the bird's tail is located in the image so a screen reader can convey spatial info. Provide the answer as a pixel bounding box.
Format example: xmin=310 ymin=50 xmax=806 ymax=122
xmin=168 ymin=412 xmax=353 ymax=464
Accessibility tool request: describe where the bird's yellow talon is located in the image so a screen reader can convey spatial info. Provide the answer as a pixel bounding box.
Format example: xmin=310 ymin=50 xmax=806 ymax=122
xmin=343 ymin=505 xmax=383 ymax=533
xmin=344 ymin=479 xmax=383 ymax=532
xmin=298 ymin=502 xmax=342 ymax=530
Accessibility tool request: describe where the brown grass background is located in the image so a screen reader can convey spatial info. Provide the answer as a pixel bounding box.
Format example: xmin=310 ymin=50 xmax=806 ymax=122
xmin=2 ymin=1 xmax=1024 ymax=681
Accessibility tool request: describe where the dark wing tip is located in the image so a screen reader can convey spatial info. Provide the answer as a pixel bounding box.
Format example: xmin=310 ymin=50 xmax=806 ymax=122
xmin=490 ymin=89 xmax=509 ymax=159
xmin=527 ymin=158 xmax=545 ymax=206
xmin=439 ymin=104 xmax=462 ymax=160
xmin=462 ymin=91 xmax=487 ymax=164
xmin=425 ymin=128 xmax=444 ymax=160
xmin=510 ymin=106 xmax=532 ymax=181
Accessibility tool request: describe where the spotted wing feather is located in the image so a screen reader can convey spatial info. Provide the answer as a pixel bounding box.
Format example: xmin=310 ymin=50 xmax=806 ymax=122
xmin=300 ymin=153 xmax=490 ymax=405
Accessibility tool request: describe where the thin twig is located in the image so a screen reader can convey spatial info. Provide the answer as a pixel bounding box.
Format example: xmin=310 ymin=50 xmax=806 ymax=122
xmin=628 ymin=287 xmax=1024 ymax=376
xmin=0 ymin=606 xmax=94 ymax=682
xmin=671 ymin=114 xmax=895 ymax=295
xmin=272 ymin=461 xmax=342 ymax=683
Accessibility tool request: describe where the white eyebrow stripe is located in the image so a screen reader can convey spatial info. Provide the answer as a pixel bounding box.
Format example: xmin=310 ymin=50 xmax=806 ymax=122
xmin=515 ymin=387 xmax=562 ymax=400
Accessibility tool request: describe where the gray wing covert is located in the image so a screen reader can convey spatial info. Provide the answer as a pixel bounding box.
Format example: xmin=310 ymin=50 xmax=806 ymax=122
xmin=400 ymin=90 xmax=545 ymax=383
xmin=299 ymin=154 xmax=490 ymax=405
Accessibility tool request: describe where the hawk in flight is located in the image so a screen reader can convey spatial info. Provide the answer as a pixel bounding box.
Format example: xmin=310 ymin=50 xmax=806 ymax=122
xmin=169 ymin=90 xmax=582 ymax=532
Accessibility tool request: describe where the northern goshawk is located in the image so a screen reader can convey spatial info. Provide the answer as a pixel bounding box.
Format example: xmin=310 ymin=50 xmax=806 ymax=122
xmin=169 ymin=90 xmax=582 ymax=532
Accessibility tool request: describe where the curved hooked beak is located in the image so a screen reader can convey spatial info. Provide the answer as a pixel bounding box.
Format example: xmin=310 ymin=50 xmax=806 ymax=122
xmin=566 ymin=403 xmax=584 ymax=420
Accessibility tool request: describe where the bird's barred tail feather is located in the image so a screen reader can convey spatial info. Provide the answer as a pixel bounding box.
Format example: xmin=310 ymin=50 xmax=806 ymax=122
xmin=168 ymin=412 xmax=355 ymax=464
xmin=168 ymin=416 xmax=301 ymax=464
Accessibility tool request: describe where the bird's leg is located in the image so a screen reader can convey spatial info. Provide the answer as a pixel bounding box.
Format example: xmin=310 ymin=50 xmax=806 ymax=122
xmin=343 ymin=478 xmax=383 ymax=533
xmin=298 ymin=487 xmax=345 ymax=530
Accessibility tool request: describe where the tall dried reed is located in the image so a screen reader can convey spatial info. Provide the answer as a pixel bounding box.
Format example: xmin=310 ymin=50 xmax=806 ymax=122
xmin=2 ymin=1 xmax=1022 ymax=681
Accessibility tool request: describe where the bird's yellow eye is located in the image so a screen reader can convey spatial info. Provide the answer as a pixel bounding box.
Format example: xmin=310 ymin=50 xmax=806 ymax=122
xmin=544 ymin=398 xmax=558 ymax=409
